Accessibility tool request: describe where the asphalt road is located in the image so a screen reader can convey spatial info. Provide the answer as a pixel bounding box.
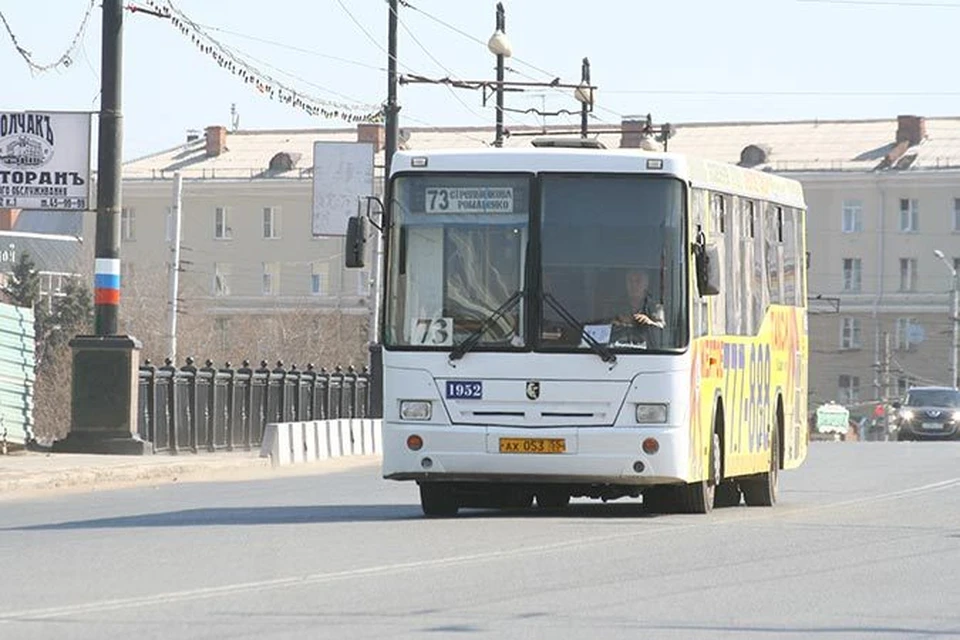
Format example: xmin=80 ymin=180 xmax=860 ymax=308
xmin=1 ymin=442 xmax=959 ymax=640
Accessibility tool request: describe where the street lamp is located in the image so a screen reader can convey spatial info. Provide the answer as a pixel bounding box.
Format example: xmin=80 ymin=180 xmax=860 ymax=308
xmin=487 ymin=2 xmax=512 ymax=147
xmin=933 ymin=248 xmax=959 ymax=388
xmin=573 ymin=57 xmax=594 ymax=138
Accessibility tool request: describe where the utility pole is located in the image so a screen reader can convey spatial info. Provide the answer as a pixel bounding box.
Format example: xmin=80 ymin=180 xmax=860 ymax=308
xmin=933 ymin=249 xmax=958 ymax=388
xmin=385 ymin=0 xmax=399 ymax=179
xmin=368 ymin=0 xmax=400 ymax=419
xmin=951 ymin=271 xmax=959 ymax=388
xmin=168 ymin=172 xmax=183 ymax=364
xmin=579 ymin=57 xmax=590 ymax=138
xmin=491 ymin=3 xmax=507 ymax=147
xmin=55 ymin=0 xmax=147 ymax=455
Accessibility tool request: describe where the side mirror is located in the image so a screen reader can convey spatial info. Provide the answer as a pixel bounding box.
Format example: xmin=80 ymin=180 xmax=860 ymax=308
xmin=345 ymin=215 xmax=366 ymax=269
xmin=695 ymin=243 xmax=720 ymax=297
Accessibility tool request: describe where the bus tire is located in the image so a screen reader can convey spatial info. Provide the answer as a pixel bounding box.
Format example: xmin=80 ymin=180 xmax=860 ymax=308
xmin=498 ymin=487 xmax=535 ymax=510
xmin=714 ymin=481 xmax=741 ymax=508
xmin=676 ymin=431 xmax=720 ymax=514
xmin=419 ymin=482 xmax=459 ymax=517
xmin=536 ymin=488 xmax=571 ymax=509
xmin=742 ymin=419 xmax=779 ymax=507
xmin=643 ymin=486 xmax=674 ymax=514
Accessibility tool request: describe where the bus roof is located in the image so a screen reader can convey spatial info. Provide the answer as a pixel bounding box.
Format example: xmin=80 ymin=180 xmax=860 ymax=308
xmin=391 ymin=147 xmax=806 ymax=209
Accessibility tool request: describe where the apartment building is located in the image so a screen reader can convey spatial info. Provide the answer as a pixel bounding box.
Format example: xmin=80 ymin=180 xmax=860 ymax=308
xmin=116 ymin=115 xmax=960 ymax=409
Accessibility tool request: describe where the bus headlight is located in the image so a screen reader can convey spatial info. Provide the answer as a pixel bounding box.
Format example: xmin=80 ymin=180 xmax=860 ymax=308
xmin=636 ymin=403 xmax=668 ymax=424
xmin=400 ymin=400 xmax=432 ymax=421
xmin=900 ymin=409 xmax=914 ymax=421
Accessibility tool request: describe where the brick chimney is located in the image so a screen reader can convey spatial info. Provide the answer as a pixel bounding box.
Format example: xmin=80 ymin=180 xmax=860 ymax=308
xmin=619 ymin=119 xmax=646 ymax=149
xmin=205 ymin=125 xmax=228 ymax=157
xmin=357 ymin=123 xmax=385 ymax=151
xmin=0 ymin=209 xmax=20 ymax=231
xmin=896 ymin=115 xmax=926 ymax=147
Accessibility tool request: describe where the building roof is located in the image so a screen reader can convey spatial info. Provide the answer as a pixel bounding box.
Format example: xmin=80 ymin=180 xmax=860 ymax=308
xmin=122 ymin=115 xmax=960 ymax=180
xmin=0 ymin=231 xmax=84 ymax=275
xmin=12 ymin=210 xmax=84 ymax=237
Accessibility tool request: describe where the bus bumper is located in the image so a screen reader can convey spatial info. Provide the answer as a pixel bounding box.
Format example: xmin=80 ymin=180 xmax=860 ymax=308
xmin=381 ymin=422 xmax=690 ymax=485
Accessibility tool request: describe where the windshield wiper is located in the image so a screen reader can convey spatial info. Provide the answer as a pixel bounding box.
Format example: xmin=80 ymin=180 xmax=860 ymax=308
xmin=542 ymin=292 xmax=617 ymax=366
xmin=448 ymin=290 xmax=524 ymax=362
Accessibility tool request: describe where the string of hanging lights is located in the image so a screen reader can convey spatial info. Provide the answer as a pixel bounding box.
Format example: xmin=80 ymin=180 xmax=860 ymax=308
xmin=134 ymin=0 xmax=383 ymax=123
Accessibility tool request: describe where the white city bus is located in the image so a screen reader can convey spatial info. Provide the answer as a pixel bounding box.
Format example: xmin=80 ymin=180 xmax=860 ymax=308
xmin=353 ymin=139 xmax=808 ymax=517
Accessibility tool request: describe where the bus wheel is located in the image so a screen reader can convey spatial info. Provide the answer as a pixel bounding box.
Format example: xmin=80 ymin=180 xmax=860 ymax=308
xmin=714 ymin=481 xmax=741 ymax=508
xmin=498 ymin=487 xmax=535 ymax=510
xmin=742 ymin=426 xmax=779 ymax=507
xmin=676 ymin=431 xmax=719 ymax=514
xmin=643 ymin=486 xmax=674 ymax=514
xmin=536 ymin=488 xmax=571 ymax=509
xmin=419 ymin=483 xmax=459 ymax=517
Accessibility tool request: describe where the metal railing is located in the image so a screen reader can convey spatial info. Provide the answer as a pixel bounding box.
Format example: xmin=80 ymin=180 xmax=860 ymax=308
xmin=137 ymin=358 xmax=371 ymax=454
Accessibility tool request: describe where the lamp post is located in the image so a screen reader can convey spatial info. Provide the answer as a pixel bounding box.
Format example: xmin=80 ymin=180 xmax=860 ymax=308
xmin=487 ymin=2 xmax=512 ymax=147
xmin=574 ymin=57 xmax=593 ymax=138
xmin=934 ymin=249 xmax=959 ymax=388
xmin=54 ymin=0 xmax=147 ymax=454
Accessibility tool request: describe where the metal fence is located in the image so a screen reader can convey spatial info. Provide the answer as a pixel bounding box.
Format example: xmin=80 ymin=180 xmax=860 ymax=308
xmin=137 ymin=358 xmax=371 ymax=454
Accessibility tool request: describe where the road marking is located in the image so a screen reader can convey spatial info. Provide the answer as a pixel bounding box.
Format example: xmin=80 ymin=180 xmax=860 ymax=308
xmin=0 ymin=523 xmax=695 ymax=623
xmin=2 ymin=476 xmax=957 ymax=623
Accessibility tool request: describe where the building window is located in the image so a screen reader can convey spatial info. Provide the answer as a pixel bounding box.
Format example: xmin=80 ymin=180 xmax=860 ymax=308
xmin=842 ymin=258 xmax=861 ymax=292
xmin=215 ymin=207 xmax=232 ymax=239
xmin=263 ymin=207 xmax=280 ymax=239
xmin=895 ymin=317 xmax=920 ymax=351
xmin=954 ymin=198 xmax=960 ymax=232
xmin=899 ymin=198 xmax=918 ymax=232
xmin=841 ymin=200 xmax=862 ymax=233
xmin=953 ymin=257 xmax=960 ymax=275
xmin=899 ymin=258 xmax=917 ymax=292
xmin=838 ymin=374 xmax=860 ymax=403
xmin=165 ymin=206 xmax=175 ymax=242
xmin=840 ymin=317 xmax=862 ymax=350
xmin=262 ymin=262 xmax=279 ymax=295
xmin=310 ymin=262 xmax=327 ymax=295
xmin=213 ymin=263 xmax=230 ymax=296
xmin=121 ymin=207 xmax=136 ymax=241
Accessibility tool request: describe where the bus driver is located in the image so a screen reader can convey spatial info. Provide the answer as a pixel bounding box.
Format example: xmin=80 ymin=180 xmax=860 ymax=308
xmin=611 ymin=269 xmax=665 ymax=347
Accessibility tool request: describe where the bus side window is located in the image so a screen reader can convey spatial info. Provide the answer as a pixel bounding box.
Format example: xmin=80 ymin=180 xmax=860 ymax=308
xmin=766 ymin=204 xmax=782 ymax=305
xmin=691 ymin=188 xmax=709 ymax=338
xmin=782 ymin=207 xmax=798 ymax=306
xmin=708 ymin=192 xmax=727 ymax=336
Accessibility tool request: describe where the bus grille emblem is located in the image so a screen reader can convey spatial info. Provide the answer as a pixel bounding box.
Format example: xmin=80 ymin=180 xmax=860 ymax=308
xmin=526 ymin=381 xmax=540 ymax=400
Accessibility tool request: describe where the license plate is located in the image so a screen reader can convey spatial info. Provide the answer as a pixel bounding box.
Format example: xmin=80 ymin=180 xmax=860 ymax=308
xmin=922 ymin=422 xmax=944 ymax=430
xmin=499 ymin=438 xmax=566 ymax=454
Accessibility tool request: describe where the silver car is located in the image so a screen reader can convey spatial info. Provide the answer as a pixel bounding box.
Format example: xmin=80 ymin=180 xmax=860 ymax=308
xmin=893 ymin=386 xmax=960 ymax=441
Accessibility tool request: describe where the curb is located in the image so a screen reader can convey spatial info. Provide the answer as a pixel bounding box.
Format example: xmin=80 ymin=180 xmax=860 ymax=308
xmin=0 ymin=453 xmax=274 ymax=500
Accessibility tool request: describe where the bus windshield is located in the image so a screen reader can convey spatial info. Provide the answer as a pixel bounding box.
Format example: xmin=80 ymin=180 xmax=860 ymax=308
xmin=539 ymin=175 xmax=687 ymax=351
xmin=384 ymin=173 xmax=530 ymax=349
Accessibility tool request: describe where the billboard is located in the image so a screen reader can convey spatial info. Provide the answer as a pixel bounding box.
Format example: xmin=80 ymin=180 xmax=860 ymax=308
xmin=312 ymin=141 xmax=374 ymax=237
xmin=0 ymin=110 xmax=93 ymax=211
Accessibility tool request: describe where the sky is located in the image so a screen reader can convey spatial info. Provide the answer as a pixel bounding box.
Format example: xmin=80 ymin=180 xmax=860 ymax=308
xmin=4 ymin=0 xmax=960 ymax=161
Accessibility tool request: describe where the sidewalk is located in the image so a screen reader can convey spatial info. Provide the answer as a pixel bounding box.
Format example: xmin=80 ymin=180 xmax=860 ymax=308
xmin=0 ymin=449 xmax=379 ymax=501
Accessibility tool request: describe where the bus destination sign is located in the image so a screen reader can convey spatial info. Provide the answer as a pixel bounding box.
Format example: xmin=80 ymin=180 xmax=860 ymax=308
xmin=424 ymin=187 xmax=514 ymax=214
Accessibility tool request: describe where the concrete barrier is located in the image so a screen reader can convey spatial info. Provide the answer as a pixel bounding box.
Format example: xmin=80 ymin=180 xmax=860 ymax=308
xmin=259 ymin=419 xmax=382 ymax=467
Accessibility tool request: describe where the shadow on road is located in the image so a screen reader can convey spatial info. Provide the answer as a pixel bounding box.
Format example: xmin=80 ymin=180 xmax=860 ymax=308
xmin=11 ymin=501 xmax=665 ymax=530
xmin=11 ymin=504 xmax=423 ymax=530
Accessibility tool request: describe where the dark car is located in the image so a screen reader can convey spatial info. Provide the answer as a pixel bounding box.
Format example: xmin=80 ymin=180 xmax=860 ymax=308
xmin=893 ymin=386 xmax=960 ymax=441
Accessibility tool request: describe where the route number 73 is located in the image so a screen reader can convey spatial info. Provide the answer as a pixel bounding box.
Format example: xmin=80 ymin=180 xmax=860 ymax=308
xmin=412 ymin=317 xmax=453 ymax=346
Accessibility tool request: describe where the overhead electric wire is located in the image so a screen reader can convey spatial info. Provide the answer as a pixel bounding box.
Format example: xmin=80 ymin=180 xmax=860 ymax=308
xmin=0 ymin=0 xmax=97 ymax=74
